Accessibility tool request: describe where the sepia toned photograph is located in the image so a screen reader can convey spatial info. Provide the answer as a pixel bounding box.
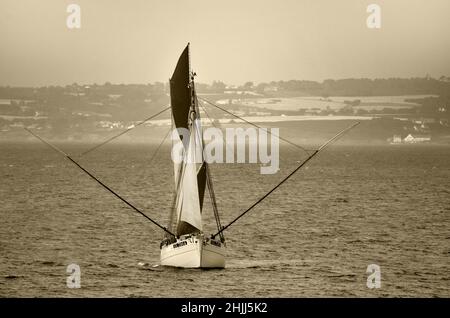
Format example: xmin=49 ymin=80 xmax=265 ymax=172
xmin=0 ymin=0 xmax=449 ymax=306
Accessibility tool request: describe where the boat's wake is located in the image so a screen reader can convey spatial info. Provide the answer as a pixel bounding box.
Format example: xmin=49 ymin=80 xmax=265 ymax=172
xmin=136 ymin=259 xmax=305 ymax=270
xmin=225 ymin=259 xmax=305 ymax=270
xmin=137 ymin=262 xmax=163 ymax=271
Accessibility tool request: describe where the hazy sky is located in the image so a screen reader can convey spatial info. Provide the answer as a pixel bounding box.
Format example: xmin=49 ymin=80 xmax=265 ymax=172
xmin=1 ymin=0 xmax=449 ymax=86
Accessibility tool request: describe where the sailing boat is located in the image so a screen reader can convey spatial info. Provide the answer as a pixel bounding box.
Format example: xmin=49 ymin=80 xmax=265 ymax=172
xmin=24 ymin=43 xmax=359 ymax=271
xmin=159 ymin=43 xmax=226 ymax=268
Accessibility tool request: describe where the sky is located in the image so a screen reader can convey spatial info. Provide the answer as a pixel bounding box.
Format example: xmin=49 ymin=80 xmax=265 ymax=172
xmin=0 ymin=0 xmax=449 ymax=86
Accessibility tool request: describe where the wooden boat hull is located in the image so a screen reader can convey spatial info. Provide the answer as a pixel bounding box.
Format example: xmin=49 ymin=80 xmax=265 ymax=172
xmin=160 ymin=235 xmax=225 ymax=268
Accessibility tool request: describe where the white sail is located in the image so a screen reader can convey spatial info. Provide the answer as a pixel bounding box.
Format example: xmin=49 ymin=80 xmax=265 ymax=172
xmin=172 ymin=131 xmax=184 ymax=187
xmin=175 ymin=127 xmax=203 ymax=234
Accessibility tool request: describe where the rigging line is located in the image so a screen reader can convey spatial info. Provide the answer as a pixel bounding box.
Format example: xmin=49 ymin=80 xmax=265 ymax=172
xmin=148 ymin=127 xmax=172 ymax=166
xmin=212 ymin=122 xmax=360 ymax=238
xmin=24 ymin=127 xmax=176 ymax=237
xmin=197 ymin=102 xmax=228 ymax=239
xmin=79 ymin=106 xmax=171 ymax=157
xmin=192 ymin=103 xmax=224 ymax=239
xmin=198 ymin=101 xmax=235 ymax=157
xmin=148 ymin=126 xmax=172 ymax=233
xmin=206 ymin=166 xmax=225 ymax=242
xmin=198 ymin=97 xmax=312 ymax=155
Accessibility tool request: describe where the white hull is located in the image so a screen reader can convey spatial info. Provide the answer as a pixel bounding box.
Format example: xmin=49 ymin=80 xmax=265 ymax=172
xmin=160 ymin=234 xmax=225 ymax=268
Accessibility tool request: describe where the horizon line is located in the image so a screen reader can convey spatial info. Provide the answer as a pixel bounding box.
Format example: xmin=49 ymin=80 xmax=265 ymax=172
xmin=1 ymin=75 xmax=449 ymax=89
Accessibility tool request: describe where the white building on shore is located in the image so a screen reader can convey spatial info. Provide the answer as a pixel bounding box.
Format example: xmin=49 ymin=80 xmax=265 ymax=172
xmin=403 ymin=134 xmax=431 ymax=143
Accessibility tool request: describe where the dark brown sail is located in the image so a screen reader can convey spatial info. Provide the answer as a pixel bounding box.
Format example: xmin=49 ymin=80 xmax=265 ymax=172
xmin=197 ymin=161 xmax=207 ymax=211
xmin=169 ymin=43 xmax=191 ymax=133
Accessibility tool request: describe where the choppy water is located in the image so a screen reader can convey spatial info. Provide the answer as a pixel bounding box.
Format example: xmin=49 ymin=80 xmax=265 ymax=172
xmin=0 ymin=142 xmax=449 ymax=297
